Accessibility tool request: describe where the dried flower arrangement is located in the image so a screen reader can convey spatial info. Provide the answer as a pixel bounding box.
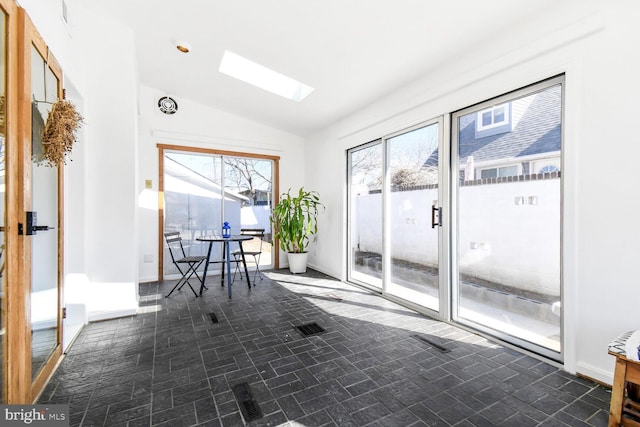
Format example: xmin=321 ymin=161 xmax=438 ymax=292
xmin=39 ymin=99 xmax=83 ymax=167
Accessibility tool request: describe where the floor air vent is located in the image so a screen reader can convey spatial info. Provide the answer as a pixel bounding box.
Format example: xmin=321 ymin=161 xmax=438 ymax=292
xmin=295 ymin=322 xmax=326 ymax=337
xmin=410 ymin=334 xmax=450 ymax=353
xmin=208 ymin=312 xmax=219 ymax=323
xmin=232 ymin=382 xmax=263 ymax=422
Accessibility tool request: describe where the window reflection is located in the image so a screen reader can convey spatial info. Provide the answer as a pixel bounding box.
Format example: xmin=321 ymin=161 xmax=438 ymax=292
xmin=30 ymin=45 xmax=60 ymax=380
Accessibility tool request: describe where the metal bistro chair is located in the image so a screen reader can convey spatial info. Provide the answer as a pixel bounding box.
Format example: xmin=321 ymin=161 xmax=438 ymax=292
xmin=164 ymin=231 xmax=207 ymax=298
xmin=232 ymin=228 xmax=265 ymax=285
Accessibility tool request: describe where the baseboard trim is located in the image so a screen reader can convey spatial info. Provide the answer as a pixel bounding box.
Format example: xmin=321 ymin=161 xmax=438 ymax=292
xmin=88 ymin=308 xmax=137 ymax=323
xmin=306 ymin=263 xmax=342 ymax=280
xmin=576 ymin=361 xmax=613 ymax=386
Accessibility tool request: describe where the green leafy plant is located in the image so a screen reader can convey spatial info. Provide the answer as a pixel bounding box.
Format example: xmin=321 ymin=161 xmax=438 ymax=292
xmin=271 ymin=188 xmax=324 ymax=253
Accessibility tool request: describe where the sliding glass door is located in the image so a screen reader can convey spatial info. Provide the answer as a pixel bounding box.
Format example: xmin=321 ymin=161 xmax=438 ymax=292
xmin=452 ymin=78 xmax=563 ymax=358
xmin=348 ymin=140 xmax=383 ymax=291
xmin=163 ymin=151 xmax=224 ymax=275
xmin=160 ymin=147 xmax=277 ymax=277
xmin=386 ymin=122 xmax=441 ymax=311
xmin=347 ymin=76 xmax=563 ymax=358
xmin=348 ymin=119 xmax=444 ymax=313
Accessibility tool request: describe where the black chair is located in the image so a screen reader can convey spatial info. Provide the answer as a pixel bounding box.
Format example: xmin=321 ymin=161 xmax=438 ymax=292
xmin=232 ymin=228 xmax=265 ymax=285
xmin=164 ymin=231 xmax=206 ymax=297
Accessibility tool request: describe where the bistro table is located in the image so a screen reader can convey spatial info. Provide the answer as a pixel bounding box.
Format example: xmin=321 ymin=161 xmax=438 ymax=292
xmin=196 ymin=234 xmax=253 ymax=299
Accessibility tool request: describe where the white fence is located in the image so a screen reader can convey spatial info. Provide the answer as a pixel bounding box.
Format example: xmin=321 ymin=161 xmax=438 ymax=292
xmin=241 ymin=205 xmax=272 ymax=235
xmin=354 ymin=178 xmax=560 ymax=297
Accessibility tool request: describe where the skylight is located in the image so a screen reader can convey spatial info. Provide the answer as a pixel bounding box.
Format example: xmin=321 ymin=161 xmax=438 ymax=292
xmin=219 ymin=50 xmax=314 ymax=102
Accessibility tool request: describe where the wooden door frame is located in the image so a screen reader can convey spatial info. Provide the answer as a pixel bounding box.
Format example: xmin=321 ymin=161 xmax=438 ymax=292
xmin=5 ymin=6 xmax=64 ymax=404
xmin=156 ymin=144 xmax=280 ymax=281
xmin=2 ymin=0 xmax=22 ymax=404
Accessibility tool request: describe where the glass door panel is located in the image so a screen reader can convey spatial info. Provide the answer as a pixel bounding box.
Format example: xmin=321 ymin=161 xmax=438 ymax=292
xmin=163 ymin=150 xmax=274 ymax=276
xmin=223 ymin=156 xmax=274 ymax=271
xmin=348 ymin=141 xmax=383 ymax=291
xmin=453 ymin=81 xmax=563 ymax=357
xmin=30 ymin=44 xmax=60 ymax=379
xmin=386 ymin=122 xmax=440 ymax=311
xmin=164 ymin=151 xmax=224 ymax=275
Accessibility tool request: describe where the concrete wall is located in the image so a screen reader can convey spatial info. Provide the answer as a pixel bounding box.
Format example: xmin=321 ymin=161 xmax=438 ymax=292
xmin=305 ymin=1 xmax=640 ymax=384
xmin=241 ymin=206 xmax=272 ymax=234
xmin=356 ymin=178 xmax=560 ymax=297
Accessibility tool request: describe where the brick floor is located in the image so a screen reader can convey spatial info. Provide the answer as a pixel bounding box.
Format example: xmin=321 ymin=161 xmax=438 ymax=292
xmin=38 ymin=269 xmax=611 ymax=426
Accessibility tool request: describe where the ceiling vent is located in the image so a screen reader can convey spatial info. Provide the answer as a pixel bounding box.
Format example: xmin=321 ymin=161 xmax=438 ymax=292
xmin=158 ymin=96 xmax=178 ymax=114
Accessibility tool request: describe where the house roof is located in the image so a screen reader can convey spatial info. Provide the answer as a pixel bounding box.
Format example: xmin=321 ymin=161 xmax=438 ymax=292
xmin=425 ymin=84 xmax=561 ymax=167
xmin=165 ymin=157 xmax=250 ymax=202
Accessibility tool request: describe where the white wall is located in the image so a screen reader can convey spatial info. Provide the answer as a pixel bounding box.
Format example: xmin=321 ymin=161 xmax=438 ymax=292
xmin=21 ymin=2 xmax=140 ymax=320
xmin=18 ymin=0 xmax=85 ymax=89
xmin=305 ymin=1 xmax=640 ymax=384
xmin=20 ymin=1 xmax=306 ymax=314
xmin=77 ymin=10 xmax=138 ymax=298
xmin=136 ymin=85 xmax=305 ymax=282
xmin=76 ymin=9 xmax=140 ymax=319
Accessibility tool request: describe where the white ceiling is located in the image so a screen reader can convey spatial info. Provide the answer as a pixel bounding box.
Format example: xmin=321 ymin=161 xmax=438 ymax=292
xmin=84 ymin=0 xmax=569 ymax=137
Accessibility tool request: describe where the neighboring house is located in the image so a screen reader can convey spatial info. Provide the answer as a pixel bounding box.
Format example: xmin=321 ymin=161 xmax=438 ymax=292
xmin=239 ymin=189 xmax=273 ymax=206
xmin=424 ymin=84 xmax=561 ymax=181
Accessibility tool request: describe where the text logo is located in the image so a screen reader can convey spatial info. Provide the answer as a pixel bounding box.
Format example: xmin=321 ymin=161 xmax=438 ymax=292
xmin=0 ymin=405 xmax=68 ymax=427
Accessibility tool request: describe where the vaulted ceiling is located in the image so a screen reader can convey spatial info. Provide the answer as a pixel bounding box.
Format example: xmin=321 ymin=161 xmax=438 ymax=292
xmin=84 ymin=0 xmax=585 ymax=137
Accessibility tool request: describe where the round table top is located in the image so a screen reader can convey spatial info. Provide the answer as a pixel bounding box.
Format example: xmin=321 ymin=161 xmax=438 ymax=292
xmin=196 ymin=234 xmax=253 ymax=242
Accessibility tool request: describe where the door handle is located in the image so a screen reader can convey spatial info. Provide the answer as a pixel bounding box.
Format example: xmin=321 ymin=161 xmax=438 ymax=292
xmin=431 ymin=206 xmax=442 ymax=228
xmin=24 ymin=211 xmax=54 ymax=235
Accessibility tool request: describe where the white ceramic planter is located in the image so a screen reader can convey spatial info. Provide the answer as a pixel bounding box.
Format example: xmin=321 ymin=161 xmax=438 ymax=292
xmin=287 ymin=252 xmax=309 ymax=274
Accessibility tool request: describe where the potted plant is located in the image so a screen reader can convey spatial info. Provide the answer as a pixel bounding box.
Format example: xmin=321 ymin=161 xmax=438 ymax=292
xmin=270 ymin=187 xmax=324 ymax=273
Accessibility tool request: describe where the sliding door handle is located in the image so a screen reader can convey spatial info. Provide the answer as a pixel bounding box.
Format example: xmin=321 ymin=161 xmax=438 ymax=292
xmin=431 ymin=206 xmax=442 ymax=228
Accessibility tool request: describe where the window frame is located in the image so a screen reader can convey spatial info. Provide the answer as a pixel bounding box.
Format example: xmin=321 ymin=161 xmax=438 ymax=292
xmin=157 ymin=144 xmax=280 ymax=278
xmin=477 ymin=103 xmax=511 ymax=132
xmin=479 ymin=164 xmax=519 ymax=179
